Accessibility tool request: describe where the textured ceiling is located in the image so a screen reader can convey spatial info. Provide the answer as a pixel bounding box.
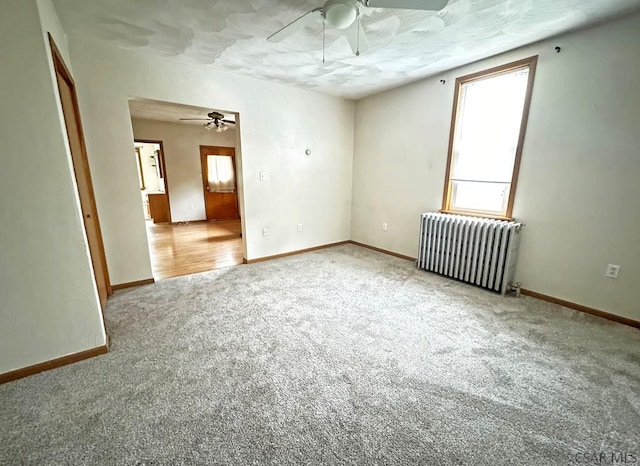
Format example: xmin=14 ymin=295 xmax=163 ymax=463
xmin=53 ymin=0 xmax=640 ymax=99
xmin=128 ymin=98 xmax=236 ymax=127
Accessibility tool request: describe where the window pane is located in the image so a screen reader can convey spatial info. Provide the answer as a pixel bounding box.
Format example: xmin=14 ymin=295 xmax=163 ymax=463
xmin=451 ymin=69 xmax=529 ymax=184
xmin=450 ymin=180 xmax=510 ymax=213
xmin=207 ymin=155 xmax=236 ymax=193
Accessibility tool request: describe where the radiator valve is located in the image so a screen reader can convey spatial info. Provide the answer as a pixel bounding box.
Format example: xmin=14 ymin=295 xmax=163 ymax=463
xmin=511 ymin=282 xmax=522 ymax=298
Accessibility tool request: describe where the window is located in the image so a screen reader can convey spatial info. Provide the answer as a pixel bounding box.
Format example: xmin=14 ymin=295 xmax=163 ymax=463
xmin=442 ymin=56 xmax=537 ymax=219
xmin=207 ymin=155 xmax=236 ymax=193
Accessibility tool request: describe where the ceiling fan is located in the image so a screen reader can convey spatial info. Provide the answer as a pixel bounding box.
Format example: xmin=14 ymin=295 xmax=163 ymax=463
xmin=267 ymin=0 xmax=449 ymax=58
xmin=179 ymin=111 xmax=235 ymax=132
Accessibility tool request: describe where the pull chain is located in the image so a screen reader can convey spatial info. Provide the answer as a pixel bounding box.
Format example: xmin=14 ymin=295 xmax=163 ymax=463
xmin=322 ymin=17 xmax=326 ymax=63
xmin=356 ymin=9 xmax=360 ymax=56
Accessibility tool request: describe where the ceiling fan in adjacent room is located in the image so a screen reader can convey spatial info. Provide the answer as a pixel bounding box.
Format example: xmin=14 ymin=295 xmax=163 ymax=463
xmin=179 ymin=111 xmax=235 ymax=132
xmin=267 ymin=0 xmax=449 ymax=58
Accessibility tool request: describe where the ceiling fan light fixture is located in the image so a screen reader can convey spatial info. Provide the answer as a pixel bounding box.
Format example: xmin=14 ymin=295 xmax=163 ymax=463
xmin=324 ymin=1 xmax=357 ymax=29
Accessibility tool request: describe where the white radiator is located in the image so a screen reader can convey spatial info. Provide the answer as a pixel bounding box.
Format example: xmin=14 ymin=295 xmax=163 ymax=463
xmin=417 ymin=213 xmax=522 ymax=295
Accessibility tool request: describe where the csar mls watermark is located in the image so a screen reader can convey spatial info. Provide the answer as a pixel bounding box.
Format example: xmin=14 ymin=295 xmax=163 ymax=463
xmin=573 ymin=452 xmax=637 ymax=464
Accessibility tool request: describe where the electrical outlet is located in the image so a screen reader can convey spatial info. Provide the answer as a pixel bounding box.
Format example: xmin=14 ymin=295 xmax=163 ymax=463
xmin=189 ymin=203 xmax=194 ymax=209
xmin=262 ymin=227 xmax=269 ymax=237
xmin=297 ymin=224 xmax=303 ymax=232
xmin=259 ymin=171 xmax=267 ymax=181
xmin=382 ymin=223 xmax=388 ymax=231
xmin=605 ymin=264 xmax=620 ymax=279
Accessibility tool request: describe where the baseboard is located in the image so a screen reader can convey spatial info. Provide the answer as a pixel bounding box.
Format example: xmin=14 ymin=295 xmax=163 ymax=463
xmin=521 ymin=288 xmax=639 ymax=329
xmin=112 ymin=278 xmax=155 ymax=290
xmin=244 ymin=240 xmax=416 ymax=265
xmin=244 ymin=241 xmax=351 ymax=264
xmin=0 ymin=345 xmax=108 ymax=385
xmin=169 ymin=220 xmax=208 ymax=225
xmin=170 ymin=219 xmax=241 ymax=225
xmin=348 ymin=241 xmax=416 ymax=262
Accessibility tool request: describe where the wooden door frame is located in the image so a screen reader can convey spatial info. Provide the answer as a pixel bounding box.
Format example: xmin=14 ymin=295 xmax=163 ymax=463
xmin=199 ymin=145 xmax=240 ymax=221
xmin=49 ymin=34 xmax=112 ymax=299
xmin=134 ymin=139 xmax=172 ymax=224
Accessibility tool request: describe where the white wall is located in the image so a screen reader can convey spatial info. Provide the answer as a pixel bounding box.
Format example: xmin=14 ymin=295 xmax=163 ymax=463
xmin=66 ymin=38 xmax=355 ymax=285
xmin=131 ymin=119 xmax=237 ymax=223
xmin=0 ymin=0 xmax=106 ymax=374
xmin=352 ymin=14 xmax=640 ymax=321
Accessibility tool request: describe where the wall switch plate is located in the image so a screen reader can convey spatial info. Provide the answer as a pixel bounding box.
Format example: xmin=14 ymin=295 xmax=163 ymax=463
xmin=259 ymin=171 xmax=267 ymax=181
xmin=382 ymin=223 xmax=388 ymax=231
xmin=605 ymin=264 xmax=620 ymax=279
xmin=262 ymin=227 xmax=269 ymax=237
xmin=297 ymin=224 xmax=303 ymax=232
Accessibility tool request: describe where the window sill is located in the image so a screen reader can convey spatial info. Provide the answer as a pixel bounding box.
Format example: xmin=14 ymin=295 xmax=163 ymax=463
xmin=439 ymin=210 xmax=515 ymax=222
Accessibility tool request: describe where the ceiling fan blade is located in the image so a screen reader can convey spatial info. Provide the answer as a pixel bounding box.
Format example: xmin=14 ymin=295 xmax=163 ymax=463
xmin=346 ymin=18 xmax=369 ymax=55
xmin=179 ymin=118 xmax=212 ymax=121
xmin=362 ymin=0 xmax=449 ymax=10
xmin=221 ymin=119 xmax=236 ymax=124
xmin=267 ymin=8 xmax=322 ymax=42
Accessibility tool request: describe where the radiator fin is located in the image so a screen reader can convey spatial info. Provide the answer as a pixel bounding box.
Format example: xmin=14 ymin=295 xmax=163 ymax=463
xmin=417 ymin=213 xmax=522 ymax=295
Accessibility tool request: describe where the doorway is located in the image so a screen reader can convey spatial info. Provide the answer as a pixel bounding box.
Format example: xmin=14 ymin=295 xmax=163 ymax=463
xmin=135 ymin=140 xmax=171 ymax=224
xmin=49 ymin=34 xmax=111 ymax=308
xmin=127 ymin=98 xmax=245 ymax=280
xmin=200 ymin=146 xmax=240 ymax=221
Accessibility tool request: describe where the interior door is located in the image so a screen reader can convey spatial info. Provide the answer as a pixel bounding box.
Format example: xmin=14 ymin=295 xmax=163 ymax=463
xmin=200 ymin=146 xmax=239 ymax=221
xmin=50 ymin=35 xmax=111 ymax=308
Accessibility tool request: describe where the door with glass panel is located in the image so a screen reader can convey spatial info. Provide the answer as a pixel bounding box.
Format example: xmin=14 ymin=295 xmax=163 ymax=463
xmin=200 ymin=146 xmax=239 ymax=221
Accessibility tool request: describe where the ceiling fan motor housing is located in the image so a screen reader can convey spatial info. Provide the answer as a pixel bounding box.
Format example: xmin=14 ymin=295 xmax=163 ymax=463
xmin=324 ymin=0 xmax=358 ymax=29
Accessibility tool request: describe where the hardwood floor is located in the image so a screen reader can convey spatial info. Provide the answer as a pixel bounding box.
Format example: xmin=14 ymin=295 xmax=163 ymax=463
xmin=146 ymin=220 xmax=243 ymax=280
